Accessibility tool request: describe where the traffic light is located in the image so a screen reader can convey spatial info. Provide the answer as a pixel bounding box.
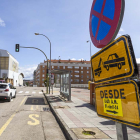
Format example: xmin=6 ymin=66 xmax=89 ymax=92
xmin=15 ymin=44 xmax=20 ymax=52
xmin=47 ymin=69 xmax=49 ymax=75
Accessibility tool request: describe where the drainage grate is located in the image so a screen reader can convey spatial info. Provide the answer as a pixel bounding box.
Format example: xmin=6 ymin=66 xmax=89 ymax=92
xmin=43 ymin=107 xmax=50 ymax=112
xmin=82 ymin=131 xmax=95 ymax=136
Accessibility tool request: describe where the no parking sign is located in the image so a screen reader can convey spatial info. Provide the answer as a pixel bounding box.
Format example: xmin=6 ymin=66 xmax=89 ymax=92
xmin=89 ymin=0 xmax=125 ymax=48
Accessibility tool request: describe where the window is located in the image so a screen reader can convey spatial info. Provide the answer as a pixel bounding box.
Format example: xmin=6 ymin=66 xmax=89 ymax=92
xmin=81 ymin=67 xmax=83 ymax=69
xmin=42 ymin=79 xmax=44 ymax=81
xmin=81 ymin=79 xmax=83 ymax=82
xmin=68 ymin=66 xmax=72 ymax=69
xmin=0 ymin=84 xmax=7 ymax=88
xmin=74 ymin=79 xmax=79 ymax=82
xmin=75 ymin=66 xmax=79 ymax=69
xmin=43 ymin=65 xmax=45 ymax=68
xmin=87 ymin=76 xmax=89 ymax=78
xmin=63 ymin=66 xmax=65 ymax=69
xmin=58 ymin=66 xmax=60 ymax=69
xmin=52 ymin=66 xmax=54 ymax=69
xmin=87 ymin=67 xmax=89 ymax=70
xmin=81 ymin=75 xmax=83 ymax=78
xmin=71 ymin=79 xmax=73 ymax=82
xmin=71 ymin=75 xmax=73 ymax=77
xmin=43 ymin=70 xmax=45 ymax=73
xmin=81 ymin=71 xmax=83 ymax=74
xmin=75 ymin=71 xmax=79 ymax=73
xmin=42 ymin=74 xmax=45 ymax=77
xmin=87 ymin=71 xmax=89 ymax=73
xmin=75 ymin=75 xmax=79 ymax=77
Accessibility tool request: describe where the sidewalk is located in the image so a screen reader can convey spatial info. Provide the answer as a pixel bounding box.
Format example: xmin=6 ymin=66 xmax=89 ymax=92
xmin=44 ymin=88 xmax=140 ymax=140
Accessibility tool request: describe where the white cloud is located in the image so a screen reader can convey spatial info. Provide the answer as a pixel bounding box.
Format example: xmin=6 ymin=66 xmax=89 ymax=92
xmin=19 ymin=64 xmax=37 ymax=80
xmin=0 ymin=18 xmax=5 ymax=27
xmin=71 ymin=58 xmax=76 ymax=60
xmin=78 ymin=58 xmax=84 ymax=61
xmin=136 ymin=58 xmax=140 ymax=63
xmin=120 ymin=28 xmax=125 ymax=32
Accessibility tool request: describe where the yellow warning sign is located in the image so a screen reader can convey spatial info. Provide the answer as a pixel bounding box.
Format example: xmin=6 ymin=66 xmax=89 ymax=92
xmin=91 ymin=35 xmax=138 ymax=83
xmin=95 ymin=80 xmax=140 ymax=127
xmin=103 ymin=98 xmax=123 ymax=117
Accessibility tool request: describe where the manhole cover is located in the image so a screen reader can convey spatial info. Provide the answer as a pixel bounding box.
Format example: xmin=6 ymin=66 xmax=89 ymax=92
xmin=82 ymin=131 xmax=95 ymax=136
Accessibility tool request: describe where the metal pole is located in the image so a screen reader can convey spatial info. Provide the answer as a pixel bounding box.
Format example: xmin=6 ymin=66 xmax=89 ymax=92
xmin=36 ymin=34 xmax=51 ymax=94
xmin=90 ymin=42 xmax=92 ymax=81
xmin=49 ymin=41 xmax=51 ymax=94
xmin=20 ymin=46 xmax=48 ymax=93
xmin=116 ymin=122 xmax=128 ymax=140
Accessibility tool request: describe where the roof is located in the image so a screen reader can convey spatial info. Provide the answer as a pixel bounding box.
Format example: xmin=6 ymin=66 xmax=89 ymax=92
xmin=44 ymin=59 xmax=90 ymax=64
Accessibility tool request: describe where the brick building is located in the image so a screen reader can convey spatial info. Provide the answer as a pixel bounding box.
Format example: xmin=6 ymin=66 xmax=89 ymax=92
xmin=34 ymin=59 xmax=92 ymax=87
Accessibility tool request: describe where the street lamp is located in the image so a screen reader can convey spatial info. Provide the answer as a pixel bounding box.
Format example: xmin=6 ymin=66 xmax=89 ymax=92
xmin=35 ymin=33 xmax=51 ymax=94
xmin=87 ymin=40 xmax=92 ymax=81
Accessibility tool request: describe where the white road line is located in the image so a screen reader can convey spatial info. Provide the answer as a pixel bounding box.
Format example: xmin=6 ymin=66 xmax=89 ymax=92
xmin=25 ymin=91 xmax=29 ymax=93
xmin=39 ymin=92 xmax=43 ymax=94
xmin=32 ymin=92 xmax=36 ymax=94
xmin=18 ymin=91 xmax=23 ymax=93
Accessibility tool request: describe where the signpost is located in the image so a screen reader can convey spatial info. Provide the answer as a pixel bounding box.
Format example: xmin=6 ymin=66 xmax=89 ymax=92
xmin=89 ymin=0 xmax=125 ymax=48
xmin=89 ymin=0 xmax=139 ymax=139
xmin=91 ymin=35 xmax=138 ymax=83
xmin=95 ymin=80 xmax=140 ymax=127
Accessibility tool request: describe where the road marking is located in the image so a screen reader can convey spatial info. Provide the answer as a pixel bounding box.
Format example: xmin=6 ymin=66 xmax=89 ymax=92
xmin=39 ymin=92 xmax=43 ymax=94
xmin=25 ymin=91 xmax=29 ymax=93
xmin=28 ymin=114 xmax=40 ymax=125
xmin=18 ymin=91 xmax=23 ymax=93
xmin=31 ymin=105 xmax=34 ymax=111
xmin=32 ymin=99 xmax=38 ymax=103
xmin=32 ymin=92 xmax=36 ymax=94
xmin=30 ymin=105 xmax=39 ymax=111
xmin=0 ymin=97 xmax=27 ymax=136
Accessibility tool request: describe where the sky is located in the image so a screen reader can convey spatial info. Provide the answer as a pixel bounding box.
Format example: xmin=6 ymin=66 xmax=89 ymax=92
xmin=0 ymin=0 xmax=140 ymax=79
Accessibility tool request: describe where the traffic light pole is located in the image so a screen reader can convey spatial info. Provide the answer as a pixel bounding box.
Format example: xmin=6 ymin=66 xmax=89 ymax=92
xmin=19 ymin=46 xmax=49 ymax=94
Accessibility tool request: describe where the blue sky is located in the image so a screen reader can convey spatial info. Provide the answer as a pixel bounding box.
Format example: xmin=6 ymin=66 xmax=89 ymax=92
xmin=0 ymin=0 xmax=140 ymax=79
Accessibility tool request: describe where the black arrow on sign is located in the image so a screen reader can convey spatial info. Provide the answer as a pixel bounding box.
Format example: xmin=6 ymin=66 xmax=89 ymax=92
xmin=106 ymin=110 xmax=118 ymax=114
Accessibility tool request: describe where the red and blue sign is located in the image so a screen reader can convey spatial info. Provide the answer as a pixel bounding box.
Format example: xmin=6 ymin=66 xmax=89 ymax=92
xmin=89 ymin=0 xmax=125 ymax=48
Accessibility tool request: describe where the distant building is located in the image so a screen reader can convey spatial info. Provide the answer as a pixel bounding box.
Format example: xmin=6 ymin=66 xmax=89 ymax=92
xmin=0 ymin=49 xmax=20 ymax=86
xmin=34 ymin=59 xmax=91 ymax=87
xmin=18 ymin=73 xmax=24 ymax=86
xmin=23 ymin=80 xmax=33 ymax=86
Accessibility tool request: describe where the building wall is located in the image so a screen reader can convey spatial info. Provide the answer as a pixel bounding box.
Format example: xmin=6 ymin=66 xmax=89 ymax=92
xmin=34 ymin=60 xmax=92 ymax=87
xmin=0 ymin=49 xmax=19 ymax=86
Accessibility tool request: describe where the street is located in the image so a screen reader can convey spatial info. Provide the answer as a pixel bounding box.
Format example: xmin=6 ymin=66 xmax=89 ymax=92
xmin=0 ymin=86 xmax=66 ymax=140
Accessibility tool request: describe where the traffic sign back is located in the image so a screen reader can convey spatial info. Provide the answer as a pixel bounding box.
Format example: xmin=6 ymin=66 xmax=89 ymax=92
xmin=89 ymin=0 xmax=125 ymax=48
xmin=91 ymin=35 xmax=138 ymax=83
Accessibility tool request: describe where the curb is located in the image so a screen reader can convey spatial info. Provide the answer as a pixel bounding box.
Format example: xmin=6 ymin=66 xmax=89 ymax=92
xmin=43 ymin=93 xmax=78 ymax=140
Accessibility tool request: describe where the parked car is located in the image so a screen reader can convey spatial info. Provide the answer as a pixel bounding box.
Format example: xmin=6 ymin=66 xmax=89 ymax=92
xmin=0 ymin=83 xmax=16 ymax=102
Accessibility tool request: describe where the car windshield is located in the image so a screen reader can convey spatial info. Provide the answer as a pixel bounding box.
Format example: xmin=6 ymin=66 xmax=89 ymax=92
xmin=0 ymin=85 xmax=7 ymax=89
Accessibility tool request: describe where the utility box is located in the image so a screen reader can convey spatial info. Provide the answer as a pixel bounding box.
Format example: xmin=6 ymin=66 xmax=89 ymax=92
xmin=90 ymin=82 xmax=96 ymax=106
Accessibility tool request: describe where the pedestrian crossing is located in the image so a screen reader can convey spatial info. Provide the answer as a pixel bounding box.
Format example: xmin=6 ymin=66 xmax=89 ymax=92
xmin=18 ymin=91 xmax=43 ymax=94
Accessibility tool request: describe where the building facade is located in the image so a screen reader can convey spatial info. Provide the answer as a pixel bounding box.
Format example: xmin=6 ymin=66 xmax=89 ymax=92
xmin=34 ymin=59 xmax=92 ymax=87
xmin=0 ymin=49 xmax=20 ymax=86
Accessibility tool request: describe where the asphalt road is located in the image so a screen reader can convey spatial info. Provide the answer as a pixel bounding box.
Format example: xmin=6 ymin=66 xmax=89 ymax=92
xmin=0 ymin=86 xmax=66 ymax=140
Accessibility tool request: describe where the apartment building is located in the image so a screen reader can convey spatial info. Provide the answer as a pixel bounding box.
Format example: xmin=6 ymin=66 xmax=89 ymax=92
xmin=34 ymin=59 xmax=92 ymax=87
